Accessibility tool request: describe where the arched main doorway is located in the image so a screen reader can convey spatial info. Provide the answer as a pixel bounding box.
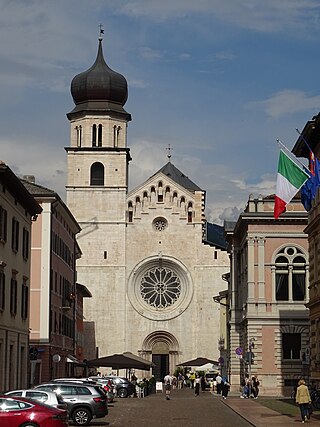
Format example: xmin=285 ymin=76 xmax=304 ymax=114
xmin=140 ymin=331 xmax=179 ymax=381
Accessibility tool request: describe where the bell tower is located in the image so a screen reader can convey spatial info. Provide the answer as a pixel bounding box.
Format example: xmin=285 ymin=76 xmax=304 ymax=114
xmin=66 ymin=35 xmax=131 ymax=222
xmin=65 ymin=36 xmax=131 ymax=355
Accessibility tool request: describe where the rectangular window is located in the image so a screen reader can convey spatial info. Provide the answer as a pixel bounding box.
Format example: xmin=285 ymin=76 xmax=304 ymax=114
xmin=292 ymin=273 xmax=305 ymax=301
xmin=0 ymin=205 xmax=7 ymax=242
xmin=10 ymin=276 xmax=17 ymax=315
xmin=0 ymin=271 xmax=5 ymax=311
xmin=22 ymin=228 xmax=29 ymax=259
xmin=283 ymin=333 xmax=301 ymax=359
xmin=21 ymin=279 xmax=28 ymax=320
xmin=276 ymin=273 xmax=289 ymax=301
xmin=11 ymin=218 xmax=19 ymax=252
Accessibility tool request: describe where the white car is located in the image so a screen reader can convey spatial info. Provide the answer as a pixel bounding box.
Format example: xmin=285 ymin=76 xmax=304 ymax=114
xmin=4 ymin=389 xmax=67 ymax=410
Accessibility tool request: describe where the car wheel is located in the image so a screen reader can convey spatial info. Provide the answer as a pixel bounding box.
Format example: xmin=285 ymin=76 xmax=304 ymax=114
xmin=72 ymin=407 xmax=92 ymax=425
xmin=118 ymin=388 xmax=128 ymax=398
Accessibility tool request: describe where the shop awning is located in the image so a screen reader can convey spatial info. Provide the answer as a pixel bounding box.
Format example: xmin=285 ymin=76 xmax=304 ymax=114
xmin=66 ymin=355 xmax=81 ymax=363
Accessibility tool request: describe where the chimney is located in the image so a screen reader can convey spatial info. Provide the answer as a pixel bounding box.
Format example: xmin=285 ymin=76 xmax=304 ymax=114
xmin=23 ymin=175 xmax=35 ymax=183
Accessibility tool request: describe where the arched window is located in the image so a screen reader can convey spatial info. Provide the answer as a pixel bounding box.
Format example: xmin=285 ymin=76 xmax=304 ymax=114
xmin=90 ymin=162 xmax=104 ymax=186
xmin=98 ymin=124 xmax=102 ymax=147
xmin=128 ymin=202 xmax=133 ymax=223
xmin=76 ymin=126 xmax=82 ymax=147
xmin=187 ymin=202 xmax=193 ymax=223
xmin=275 ymin=247 xmax=307 ymax=301
xmin=157 ymin=182 xmax=163 ymax=202
xmin=92 ymin=124 xmax=97 ymax=147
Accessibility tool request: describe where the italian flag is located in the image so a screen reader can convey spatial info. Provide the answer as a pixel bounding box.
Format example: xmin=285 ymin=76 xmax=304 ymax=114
xmin=274 ymin=150 xmax=309 ymax=219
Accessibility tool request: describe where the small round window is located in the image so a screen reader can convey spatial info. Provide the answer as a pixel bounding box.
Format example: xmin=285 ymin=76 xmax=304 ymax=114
xmin=153 ymin=217 xmax=168 ymax=231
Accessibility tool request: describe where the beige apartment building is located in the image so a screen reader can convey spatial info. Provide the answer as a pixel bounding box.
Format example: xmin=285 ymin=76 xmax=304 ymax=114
xmin=0 ymin=163 xmax=41 ymax=392
xmin=225 ymin=194 xmax=310 ymax=396
xmin=22 ymin=177 xmax=85 ymax=384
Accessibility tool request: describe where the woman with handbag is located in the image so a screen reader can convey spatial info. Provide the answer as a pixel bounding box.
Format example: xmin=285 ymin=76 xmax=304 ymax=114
xmin=295 ymin=379 xmax=311 ymax=423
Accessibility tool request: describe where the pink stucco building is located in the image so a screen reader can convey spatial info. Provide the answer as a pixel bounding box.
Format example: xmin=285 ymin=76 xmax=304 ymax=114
xmin=225 ymin=194 xmax=310 ymax=396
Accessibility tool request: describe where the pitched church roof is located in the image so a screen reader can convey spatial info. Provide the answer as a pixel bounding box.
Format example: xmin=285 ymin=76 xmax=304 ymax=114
xmin=152 ymin=162 xmax=202 ymax=192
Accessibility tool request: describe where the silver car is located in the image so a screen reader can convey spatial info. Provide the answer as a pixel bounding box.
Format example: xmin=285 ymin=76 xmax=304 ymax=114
xmin=4 ymin=389 xmax=67 ymax=410
xmin=34 ymin=382 xmax=108 ymax=426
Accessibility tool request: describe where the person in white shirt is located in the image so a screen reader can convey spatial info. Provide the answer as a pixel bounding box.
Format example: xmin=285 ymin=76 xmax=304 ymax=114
xmin=215 ymin=374 xmax=222 ymax=394
xmin=164 ymin=373 xmax=173 ymax=400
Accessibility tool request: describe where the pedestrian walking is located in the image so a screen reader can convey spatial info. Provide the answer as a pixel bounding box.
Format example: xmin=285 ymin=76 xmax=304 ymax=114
xmin=200 ymin=375 xmax=206 ymax=392
xmin=177 ymin=372 xmax=184 ymax=389
xmin=164 ymin=372 xmax=173 ymax=400
xmin=190 ymin=371 xmax=196 ymax=389
xmin=215 ymin=374 xmax=222 ymax=395
xmin=195 ymin=375 xmax=200 ymax=396
xmin=221 ymin=378 xmax=230 ymax=399
xmin=295 ymin=379 xmax=311 ymax=423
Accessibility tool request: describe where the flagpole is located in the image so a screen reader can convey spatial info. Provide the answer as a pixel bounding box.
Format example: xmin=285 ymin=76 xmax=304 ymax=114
xmin=276 ymin=139 xmax=310 ymax=174
xmin=296 ymin=128 xmax=312 ymax=152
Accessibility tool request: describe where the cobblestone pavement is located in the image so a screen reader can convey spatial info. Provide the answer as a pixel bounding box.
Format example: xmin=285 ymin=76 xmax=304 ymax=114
xmin=86 ymin=388 xmax=253 ymax=427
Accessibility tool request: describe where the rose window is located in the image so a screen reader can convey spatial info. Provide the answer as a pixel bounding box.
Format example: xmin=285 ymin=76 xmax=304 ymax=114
xmin=140 ymin=267 xmax=181 ymax=308
xmin=153 ymin=217 xmax=168 ymax=231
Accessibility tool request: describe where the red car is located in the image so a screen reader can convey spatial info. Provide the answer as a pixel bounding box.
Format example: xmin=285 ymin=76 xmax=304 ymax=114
xmin=0 ymin=395 xmax=68 ymax=427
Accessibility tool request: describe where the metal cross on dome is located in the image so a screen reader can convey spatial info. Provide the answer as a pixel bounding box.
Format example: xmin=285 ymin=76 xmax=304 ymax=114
xmin=99 ymin=23 xmax=104 ymax=40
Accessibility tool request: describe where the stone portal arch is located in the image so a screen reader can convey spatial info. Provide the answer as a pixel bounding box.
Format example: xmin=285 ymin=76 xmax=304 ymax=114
xmin=140 ymin=331 xmax=180 ymax=381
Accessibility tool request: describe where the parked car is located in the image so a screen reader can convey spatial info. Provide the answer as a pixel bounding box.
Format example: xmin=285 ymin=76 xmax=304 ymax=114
xmin=0 ymin=395 xmax=68 ymax=427
xmin=4 ymin=389 xmax=67 ymax=410
xmin=104 ymin=376 xmax=136 ymax=398
xmin=88 ymin=377 xmax=115 ymax=402
xmin=50 ymin=377 xmax=114 ymax=403
xmin=34 ymin=382 xmax=108 ymax=426
xmin=50 ymin=378 xmax=97 ymax=385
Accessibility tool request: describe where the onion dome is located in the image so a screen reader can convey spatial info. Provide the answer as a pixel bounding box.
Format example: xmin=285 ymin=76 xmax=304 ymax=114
xmin=68 ymin=39 xmax=131 ymax=120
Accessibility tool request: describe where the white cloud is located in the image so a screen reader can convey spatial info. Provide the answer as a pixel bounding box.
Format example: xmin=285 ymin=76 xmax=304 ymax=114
xmin=139 ymin=47 xmax=165 ymax=60
xmin=249 ymin=90 xmax=320 ymax=119
xmin=129 ymin=79 xmax=149 ymax=89
xmin=0 ymin=136 xmax=66 ymax=199
xmin=211 ymin=51 xmax=236 ymax=61
xmin=179 ymin=53 xmax=192 ymax=60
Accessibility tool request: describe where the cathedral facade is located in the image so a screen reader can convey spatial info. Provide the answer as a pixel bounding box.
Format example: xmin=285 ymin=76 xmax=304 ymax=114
xmin=65 ymin=38 xmax=229 ymax=378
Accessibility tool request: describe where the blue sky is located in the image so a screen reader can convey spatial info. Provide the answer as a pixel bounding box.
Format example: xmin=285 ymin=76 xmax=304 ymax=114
xmin=1 ymin=0 xmax=320 ymax=224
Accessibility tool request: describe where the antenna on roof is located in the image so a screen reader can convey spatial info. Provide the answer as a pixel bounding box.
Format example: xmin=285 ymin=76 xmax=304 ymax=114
xmin=166 ymin=144 xmax=173 ymax=162
xmin=99 ymin=23 xmax=104 ymax=41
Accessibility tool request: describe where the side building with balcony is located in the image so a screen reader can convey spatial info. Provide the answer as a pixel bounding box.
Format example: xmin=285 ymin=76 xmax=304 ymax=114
xmin=21 ymin=176 xmax=84 ymax=384
xmin=0 ymin=163 xmax=42 ymax=393
xmin=225 ymin=194 xmax=310 ymax=396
